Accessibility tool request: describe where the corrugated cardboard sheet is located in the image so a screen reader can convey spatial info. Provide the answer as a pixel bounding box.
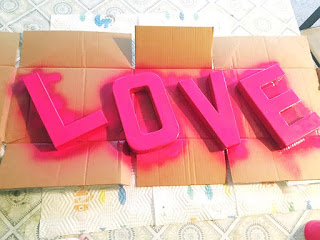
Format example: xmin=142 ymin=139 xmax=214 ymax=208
xmin=213 ymin=36 xmax=320 ymax=183
xmin=135 ymin=26 xmax=213 ymax=69
xmin=0 ymin=31 xmax=132 ymax=189
xmin=0 ymin=33 xmax=19 ymax=143
xmin=134 ymin=27 xmax=225 ymax=186
xmin=135 ymin=28 xmax=320 ymax=186
xmin=302 ymin=27 xmax=320 ymax=64
xmin=1 ymin=27 xmax=320 ymax=189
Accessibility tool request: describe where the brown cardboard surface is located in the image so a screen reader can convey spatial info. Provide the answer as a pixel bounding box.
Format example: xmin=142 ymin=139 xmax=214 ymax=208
xmin=20 ymin=31 xmax=132 ymax=68
xmin=0 ymin=32 xmax=19 ymax=66
xmin=228 ymin=138 xmax=279 ymax=183
xmin=0 ymin=32 xmax=19 ymax=143
xmin=137 ymin=139 xmax=226 ymax=187
xmin=0 ymin=31 xmax=133 ymax=189
xmin=0 ymin=66 xmax=17 ymax=142
xmin=229 ymin=137 xmax=320 ymax=183
xmin=213 ymin=36 xmax=314 ymax=69
xmin=302 ymin=27 xmax=320 ymax=64
xmin=135 ymin=26 xmax=213 ymax=69
xmin=0 ymin=141 xmax=131 ymax=189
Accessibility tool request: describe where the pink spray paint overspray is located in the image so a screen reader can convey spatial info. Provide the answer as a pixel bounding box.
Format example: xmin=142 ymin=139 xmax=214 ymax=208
xmin=237 ymin=64 xmax=320 ymax=149
xmin=178 ymin=71 xmax=241 ymax=149
xmin=113 ymin=72 xmax=180 ymax=153
xmin=23 ymin=72 xmax=108 ymax=150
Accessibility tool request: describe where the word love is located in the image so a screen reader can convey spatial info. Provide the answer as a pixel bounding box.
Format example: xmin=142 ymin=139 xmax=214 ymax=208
xmin=23 ymin=64 xmax=320 ymax=152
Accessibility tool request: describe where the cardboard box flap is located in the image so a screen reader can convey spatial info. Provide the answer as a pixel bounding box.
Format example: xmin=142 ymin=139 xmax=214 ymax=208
xmin=213 ymin=36 xmax=314 ymax=69
xmin=20 ymin=31 xmax=132 ymax=68
xmin=302 ymin=27 xmax=320 ymax=64
xmin=136 ymin=139 xmax=226 ymax=187
xmin=0 ymin=32 xmax=19 ymax=143
xmin=0 ymin=67 xmax=18 ymax=143
xmin=0 ymin=141 xmax=131 ymax=189
xmin=229 ymin=137 xmax=320 ymax=183
xmin=135 ymin=26 xmax=213 ymax=69
xmin=0 ymin=32 xmax=19 ymax=67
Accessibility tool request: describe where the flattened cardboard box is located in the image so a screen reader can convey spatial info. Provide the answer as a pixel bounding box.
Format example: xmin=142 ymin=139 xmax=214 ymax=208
xmin=1 ymin=27 xmax=320 ymax=189
xmin=135 ymin=29 xmax=320 ymax=186
xmin=0 ymin=28 xmax=222 ymax=189
xmin=0 ymin=31 xmax=133 ymax=189
xmin=0 ymin=33 xmax=19 ymax=143
xmin=212 ymin=36 xmax=320 ymax=183
xmin=135 ymin=26 xmax=226 ymax=186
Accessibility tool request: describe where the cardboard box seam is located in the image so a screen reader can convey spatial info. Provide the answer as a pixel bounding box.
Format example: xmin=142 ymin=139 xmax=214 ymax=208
xmin=262 ymin=37 xmax=271 ymax=64
xmin=83 ymin=144 xmax=89 ymax=186
xmin=187 ymin=141 xmax=192 ymax=185
xmin=271 ymin=149 xmax=281 ymax=182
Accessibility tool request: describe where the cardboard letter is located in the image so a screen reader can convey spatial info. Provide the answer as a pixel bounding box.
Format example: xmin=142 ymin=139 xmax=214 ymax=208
xmin=237 ymin=64 xmax=320 ymax=148
xmin=113 ymin=72 xmax=179 ymax=153
xmin=23 ymin=72 xmax=108 ymax=149
xmin=178 ymin=71 xmax=240 ymax=149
